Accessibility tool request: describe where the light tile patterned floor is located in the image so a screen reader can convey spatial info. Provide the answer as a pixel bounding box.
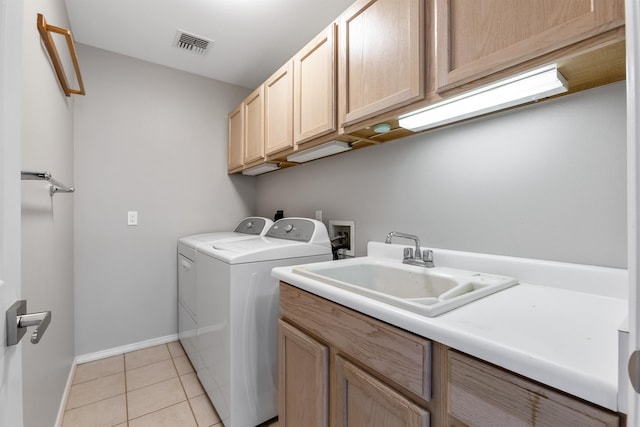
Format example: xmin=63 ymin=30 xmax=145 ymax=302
xmin=61 ymin=341 xmax=280 ymax=427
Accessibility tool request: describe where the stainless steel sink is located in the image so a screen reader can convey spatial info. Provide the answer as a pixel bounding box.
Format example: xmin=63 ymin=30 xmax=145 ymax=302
xmin=292 ymin=258 xmax=518 ymax=317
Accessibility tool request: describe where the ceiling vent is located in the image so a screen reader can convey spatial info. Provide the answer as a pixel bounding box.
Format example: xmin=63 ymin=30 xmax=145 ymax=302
xmin=175 ymin=30 xmax=213 ymax=55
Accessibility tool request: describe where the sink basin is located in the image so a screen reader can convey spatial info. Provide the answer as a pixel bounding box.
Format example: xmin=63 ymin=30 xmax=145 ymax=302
xmin=292 ymin=258 xmax=518 ymax=317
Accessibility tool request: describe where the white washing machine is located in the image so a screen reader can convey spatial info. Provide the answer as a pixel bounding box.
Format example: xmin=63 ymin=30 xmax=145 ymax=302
xmin=177 ymin=217 xmax=272 ymax=374
xmin=196 ymin=218 xmax=332 ymax=427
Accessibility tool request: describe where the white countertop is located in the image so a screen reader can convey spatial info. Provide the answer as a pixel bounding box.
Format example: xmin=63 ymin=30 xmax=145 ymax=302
xmin=272 ymin=243 xmax=628 ymax=412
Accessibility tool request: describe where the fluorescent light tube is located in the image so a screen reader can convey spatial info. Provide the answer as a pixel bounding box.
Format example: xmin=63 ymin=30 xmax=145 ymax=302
xmin=399 ymin=65 xmax=568 ymax=132
xmin=287 ymin=141 xmax=352 ymax=163
xmin=242 ymin=163 xmax=280 ymax=176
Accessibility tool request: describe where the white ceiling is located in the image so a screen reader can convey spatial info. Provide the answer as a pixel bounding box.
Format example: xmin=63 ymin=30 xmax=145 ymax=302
xmin=64 ymin=0 xmax=354 ymax=89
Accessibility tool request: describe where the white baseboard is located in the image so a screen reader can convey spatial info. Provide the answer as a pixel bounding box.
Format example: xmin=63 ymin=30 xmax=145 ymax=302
xmin=54 ymin=361 xmax=76 ymax=427
xmin=75 ymin=334 xmax=179 ymax=364
xmin=56 ymin=333 xmax=180 ymax=426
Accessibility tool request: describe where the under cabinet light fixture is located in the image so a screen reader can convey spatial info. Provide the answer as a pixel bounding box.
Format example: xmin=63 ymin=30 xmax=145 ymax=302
xmin=287 ymin=141 xmax=352 ymax=163
xmin=242 ymin=163 xmax=281 ymax=176
xmin=399 ymin=65 xmax=568 ymax=132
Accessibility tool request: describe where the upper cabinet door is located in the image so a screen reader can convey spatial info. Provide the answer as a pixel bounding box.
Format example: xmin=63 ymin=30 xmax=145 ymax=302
xmin=243 ymin=85 xmax=265 ymax=165
xmin=228 ymin=102 xmax=244 ymax=172
xmin=294 ymin=24 xmax=337 ymax=145
xmin=339 ymin=0 xmax=425 ymax=126
xmin=436 ymin=0 xmax=625 ymax=92
xmin=265 ymin=61 xmax=294 ymax=156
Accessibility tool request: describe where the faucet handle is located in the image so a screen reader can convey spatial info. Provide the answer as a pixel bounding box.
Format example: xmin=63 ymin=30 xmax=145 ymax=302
xmin=422 ymin=249 xmax=435 ymax=267
xmin=403 ymin=247 xmax=413 ymax=260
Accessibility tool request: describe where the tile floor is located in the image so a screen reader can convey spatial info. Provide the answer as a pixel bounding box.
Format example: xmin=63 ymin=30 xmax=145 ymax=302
xmin=61 ymin=341 xmax=279 ymax=427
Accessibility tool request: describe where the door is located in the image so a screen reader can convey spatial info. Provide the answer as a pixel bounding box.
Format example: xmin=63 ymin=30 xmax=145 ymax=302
xmin=627 ymin=0 xmax=640 ymax=424
xmin=278 ymin=319 xmax=329 ymax=427
xmin=0 ymin=0 xmax=24 ymax=425
xmin=334 ymin=355 xmax=429 ymax=427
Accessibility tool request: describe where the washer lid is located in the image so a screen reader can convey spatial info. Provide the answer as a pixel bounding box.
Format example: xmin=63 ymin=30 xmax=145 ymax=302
xmin=178 ymin=217 xmax=273 ymax=250
xmin=203 ymin=237 xmax=331 ymax=264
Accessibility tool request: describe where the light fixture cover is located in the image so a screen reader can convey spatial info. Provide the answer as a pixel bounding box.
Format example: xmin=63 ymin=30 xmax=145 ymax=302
xmin=242 ymin=163 xmax=280 ymax=176
xmin=287 ymin=141 xmax=352 ymax=163
xmin=399 ymin=65 xmax=568 ymax=132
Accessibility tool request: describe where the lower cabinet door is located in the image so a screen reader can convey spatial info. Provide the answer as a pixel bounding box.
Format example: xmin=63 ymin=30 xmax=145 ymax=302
xmin=278 ymin=319 xmax=329 ymax=427
xmin=447 ymin=350 xmax=620 ymax=427
xmin=334 ymin=355 xmax=430 ymax=427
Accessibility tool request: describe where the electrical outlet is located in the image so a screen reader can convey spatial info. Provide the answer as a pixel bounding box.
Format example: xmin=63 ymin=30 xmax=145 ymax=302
xmin=329 ymin=220 xmax=355 ymax=257
xmin=127 ymin=211 xmax=138 ymax=226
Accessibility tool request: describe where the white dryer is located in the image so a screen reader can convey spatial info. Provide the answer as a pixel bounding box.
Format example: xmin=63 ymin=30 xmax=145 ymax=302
xmin=196 ymin=218 xmax=332 ymax=427
xmin=177 ymin=217 xmax=272 ymax=373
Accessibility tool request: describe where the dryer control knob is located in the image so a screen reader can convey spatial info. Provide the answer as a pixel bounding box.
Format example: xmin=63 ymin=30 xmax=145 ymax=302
xmin=285 ymin=224 xmax=294 ymax=232
xmin=246 ymin=222 xmax=253 ymax=228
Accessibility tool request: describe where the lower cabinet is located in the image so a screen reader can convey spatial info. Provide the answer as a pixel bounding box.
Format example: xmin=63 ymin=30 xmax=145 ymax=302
xmin=279 ymin=282 xmax=623 ymax=427
xmin=446 ymin=350 xmax=621 ymax=427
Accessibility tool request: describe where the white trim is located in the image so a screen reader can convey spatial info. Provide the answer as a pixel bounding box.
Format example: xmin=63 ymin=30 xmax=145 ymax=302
xmin=627 ymin=0 xmax=640 ymax=421
xmin=54 ymin=363 xmax=76 ymax=427
xmin=74 ymin=334 xmax=179 ymax=364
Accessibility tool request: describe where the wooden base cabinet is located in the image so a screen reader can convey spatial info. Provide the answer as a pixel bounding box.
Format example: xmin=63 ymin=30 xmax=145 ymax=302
xmin=279 ymin=282 xmax=432 ymax=427
xmin=279 ymin=282 xmax=624 ymax=427
xmin=445 ymin=350 xmax=622 ymax=427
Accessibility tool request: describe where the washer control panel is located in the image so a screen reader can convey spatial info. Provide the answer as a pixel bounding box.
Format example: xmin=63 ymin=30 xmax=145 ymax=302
xmin=266 ymin=218 xmax=316 ymax=242
xmin=234 ymin=217 xmax=268 ymax=235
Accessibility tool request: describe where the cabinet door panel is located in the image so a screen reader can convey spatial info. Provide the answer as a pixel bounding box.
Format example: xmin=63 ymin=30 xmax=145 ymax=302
xmin=447 ymin=351 xmax=620 ymax=427
xmin=279 ymin=320 xmax=328 ymax=427
xmin=335 ymin=355 xmax=429 ymax=427
xmin=294 ymin=24 xmax=337 ymax=145
xmin=227 ymin=102 xmax=244 ymax=172
xmin=265 ymin=62 xmax=293 ymax=155
xmin=243 ymin=86 xmax=265 ymax=164
xmin=339 ymin=0 xmax=424 ymax=125
xmin=437 ymin=0 xmax=624 ymax=91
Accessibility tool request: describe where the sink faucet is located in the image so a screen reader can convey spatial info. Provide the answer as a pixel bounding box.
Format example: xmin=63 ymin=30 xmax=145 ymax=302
xmin=384 ymin=231 xmax=435 ymax=268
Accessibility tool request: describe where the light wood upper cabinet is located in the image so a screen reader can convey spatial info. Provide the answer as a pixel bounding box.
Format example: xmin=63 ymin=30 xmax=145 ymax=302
xmin=436 ymin=0 xmax=625 ymax=92
xmin=243 ymin=85 xmax=265 ymax=165
xmin=265 ymin=62 xmax=294 ymax=156
xmin=278 ymin=319 xmax=328 ymax=427
xmin=339 ymin=0 xmax=425 ymax=126
xmin=294 ymin=23 xmax=338 ymax=145
xmin=227 ymin=102 xmax=244 ymax=172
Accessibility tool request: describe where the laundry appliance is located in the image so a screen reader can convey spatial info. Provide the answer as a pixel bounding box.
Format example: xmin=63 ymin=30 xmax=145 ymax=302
xmin=177 ymin=217 xmax=272 ymax=373
xmin=195 ymin=218 xmax=332 ymax=427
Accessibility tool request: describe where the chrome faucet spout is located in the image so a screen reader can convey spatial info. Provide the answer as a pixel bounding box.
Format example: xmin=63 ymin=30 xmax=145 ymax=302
xmin=385 ymin=231 xmax=421 ymax=256
xmin=384 ymin=231 xmax=434 ymax=268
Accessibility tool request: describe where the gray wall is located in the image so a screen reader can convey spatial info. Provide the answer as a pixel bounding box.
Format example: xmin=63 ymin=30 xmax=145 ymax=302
xmin=73 ymin=45 xmax=255 ymax=355
xmin=20 ymin=0 xmax=76 ymax=425
xmin=256 ymin=82 xmax=627 ymax=269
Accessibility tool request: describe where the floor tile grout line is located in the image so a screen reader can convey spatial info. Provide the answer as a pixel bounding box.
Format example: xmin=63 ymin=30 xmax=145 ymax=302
xmin=123 ymin=348 xmax=130 ymax=422
xmin=170 ymin=345 xmax=200 ymax=424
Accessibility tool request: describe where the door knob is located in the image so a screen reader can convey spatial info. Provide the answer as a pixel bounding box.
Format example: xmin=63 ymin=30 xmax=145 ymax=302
xmin=6 ymin=300 xmax=51 ymax=346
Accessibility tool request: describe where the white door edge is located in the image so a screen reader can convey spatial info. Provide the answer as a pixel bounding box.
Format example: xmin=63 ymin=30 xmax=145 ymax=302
xmin=627 ymin=0 xmax=640 ymax=423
